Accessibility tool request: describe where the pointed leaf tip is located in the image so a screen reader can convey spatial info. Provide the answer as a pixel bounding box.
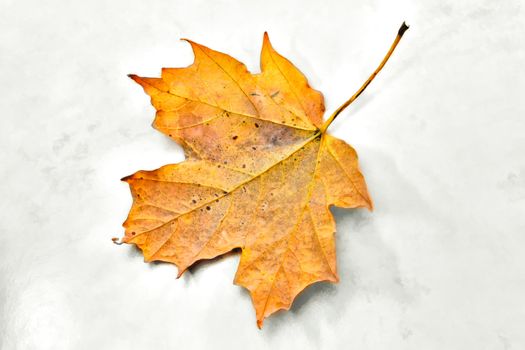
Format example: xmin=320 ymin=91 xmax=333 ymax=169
xmin=121 ymin=175 xmax=132 ymax=182
xmin=176 ymin=269 xmax=185 ymax=279
xmin=262 ymin=31 xmax=271 ymax=48
xmin=128 ymin=74 xmax=142 ymax=85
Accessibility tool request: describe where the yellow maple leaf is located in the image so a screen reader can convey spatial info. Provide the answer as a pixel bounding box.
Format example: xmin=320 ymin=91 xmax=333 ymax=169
xmin=118 ymin=23 xmax=408 ymax=327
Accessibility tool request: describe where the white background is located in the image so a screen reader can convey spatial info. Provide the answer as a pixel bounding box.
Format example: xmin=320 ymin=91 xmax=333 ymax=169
xmin=1 ymin=0 xmax=524 ymax=349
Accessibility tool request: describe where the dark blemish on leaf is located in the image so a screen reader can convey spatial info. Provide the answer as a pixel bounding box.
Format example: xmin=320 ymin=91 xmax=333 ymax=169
xmin=252 ymin=146 xmax=257 ymax=150
xmin=254 ymin=123 xmax=259 ymax=128
xmin=214 ymin=193 xmax=219 ymax=197
xmin=250 ymin=92 xmax=260 ymax=96
xmin=242 ymin=164 xmax=246 ymax=168
xmin=217 ymin=164 xmax=221 ymax=168
xmin=192 ymin=199 xmax=197 ymax=204
xmin=222 ymin=191 xmax=227 ymax=194
xmin=216 ymin=199 xmax=219 ymax=203
xmin=271 ymin=91 xmax=280 ymax=98
xmin=223 ymin=161 xmax=227 ymax=164
xmin=131 ymin=231 xmax=136 ymax=236
xmin=232 ymin=135 xmax=238 ymax=140
xmin=206 ymin=206 xmax=211 ymax=211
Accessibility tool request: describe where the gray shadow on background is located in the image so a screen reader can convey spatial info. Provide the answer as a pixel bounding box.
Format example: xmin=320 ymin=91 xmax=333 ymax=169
xmin=262 ymin=149 xmax=434 ymax=343
xmin=117 ymin=148 xmax=432 ymax=345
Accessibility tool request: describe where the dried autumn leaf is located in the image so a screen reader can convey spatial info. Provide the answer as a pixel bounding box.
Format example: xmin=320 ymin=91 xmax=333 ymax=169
xmin=119 ymin=23 xmax=408 ymax=328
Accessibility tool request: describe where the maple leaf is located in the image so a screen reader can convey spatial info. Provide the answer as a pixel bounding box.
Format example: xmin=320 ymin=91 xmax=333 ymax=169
xmin=118 ymin=23 xmax=408 ymax=328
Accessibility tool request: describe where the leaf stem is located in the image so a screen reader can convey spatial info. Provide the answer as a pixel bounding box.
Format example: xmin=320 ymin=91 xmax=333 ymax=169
xmin=320 ymin=22 xmax=409 ymax=133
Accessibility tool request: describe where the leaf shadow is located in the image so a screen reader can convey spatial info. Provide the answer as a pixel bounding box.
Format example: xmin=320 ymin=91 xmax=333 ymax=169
xmin=118 ymin=148 xmax=430 ymax=341
xmin=261 ymin=150 xmax=428 ymax=339
xmin=290 ymin=279 xmax=338 ymax=313
xmin=329 ymin=92 xmax=375 ymax=133
xmin=183 ymin=248 xmax=242 ymax=277
xmin=328 ymin=43 xmax=415 ymax=135
xmin=261 ymin=213 xmax=406 ymax=343
xmin=125 ymin=243 xmax=144 ymax=259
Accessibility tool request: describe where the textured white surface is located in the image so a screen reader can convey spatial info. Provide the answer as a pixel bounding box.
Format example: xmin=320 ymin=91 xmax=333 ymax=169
xmin=1 ymin=0 xmax=524 ymax=349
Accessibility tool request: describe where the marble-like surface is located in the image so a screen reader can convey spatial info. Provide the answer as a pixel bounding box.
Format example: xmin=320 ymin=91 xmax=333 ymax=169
xmin=1 ymin=0 xmax=524 ymax=349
